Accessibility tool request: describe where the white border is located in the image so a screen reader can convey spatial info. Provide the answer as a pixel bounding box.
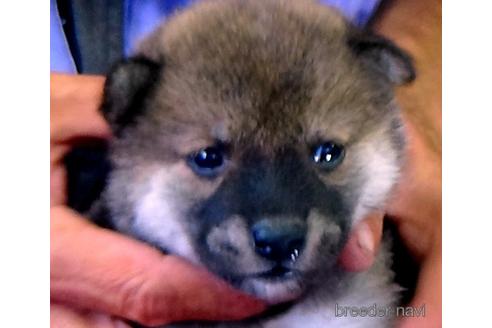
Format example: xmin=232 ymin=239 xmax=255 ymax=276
xmin=0 ymin=2 xmax=49 ymax=327
xmin=444 ymin=0 xmax=492 ymax=326
xmin=2 ymin=1 xmax=492 ymax=327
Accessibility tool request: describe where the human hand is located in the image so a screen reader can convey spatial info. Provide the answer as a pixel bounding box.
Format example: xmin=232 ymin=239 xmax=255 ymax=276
xmin=50 ymin=73 xmax=265 ymax=327
xmin=338 ymin=0 xmax=442 ymax=325
xmin=51 ymin=206 xmax=265 ymax=327
xmin=337 ymin=117 xmax=441 ymax=328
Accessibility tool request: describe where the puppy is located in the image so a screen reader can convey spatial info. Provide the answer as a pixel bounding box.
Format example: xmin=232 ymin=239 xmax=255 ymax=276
xmin=73 ymin=0 xmax=415 ymax=326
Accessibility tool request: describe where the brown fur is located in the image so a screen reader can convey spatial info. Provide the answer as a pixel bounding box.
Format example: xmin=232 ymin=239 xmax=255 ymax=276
xmin=96 ymin=1 xmax=416 ymax=327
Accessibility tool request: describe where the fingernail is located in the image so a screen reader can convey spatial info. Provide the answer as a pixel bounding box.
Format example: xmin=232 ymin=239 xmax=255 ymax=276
xmin=356 ymin=222 xmax=375 ymax=255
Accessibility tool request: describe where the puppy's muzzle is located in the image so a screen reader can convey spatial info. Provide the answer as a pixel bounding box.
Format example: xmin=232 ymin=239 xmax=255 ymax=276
xmin=252 ymin=219 xmax=307 ymax=263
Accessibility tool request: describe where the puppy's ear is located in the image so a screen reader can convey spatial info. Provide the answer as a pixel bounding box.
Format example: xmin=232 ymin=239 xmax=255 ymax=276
xmin=101 ymin=57 xmax=161 ymax=135
xmin=348 ymin=31 xmax=416 ymax=85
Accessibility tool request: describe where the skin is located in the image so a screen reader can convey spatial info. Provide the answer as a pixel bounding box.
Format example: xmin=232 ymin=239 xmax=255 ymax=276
xmin=50 ymin=0 xmax=441 ymax=325
xmin=373 ymin=0 xmax=442 ymax=327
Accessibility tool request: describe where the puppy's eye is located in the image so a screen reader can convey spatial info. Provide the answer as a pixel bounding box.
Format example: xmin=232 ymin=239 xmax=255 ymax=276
xmin=312 ymin=142 xmax=345 ymax=170
xmin=187 ymin=146 xmax=226 ymax=177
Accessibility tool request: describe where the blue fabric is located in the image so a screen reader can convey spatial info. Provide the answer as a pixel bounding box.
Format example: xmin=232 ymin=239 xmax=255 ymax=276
xmin=51 ymin=0 xmax=381 ymax=73
xmin=124 ymin=0 xmax=196 ymax=56
xmin=319 ymin=0 xmax=381 ymax=26
xmin=50 ymin=0 xmax=77 ymax=73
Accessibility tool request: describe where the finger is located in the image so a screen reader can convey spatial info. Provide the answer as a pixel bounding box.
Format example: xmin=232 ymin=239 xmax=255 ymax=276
xmin=51 ymin=206 xmax=266 ymax=326
xmin=50 ymin=74 xmax=111 ymax=206
xmin=50 ymin=74 xmax=111 ymax=143
xmin=386 ymin=118 xmax=441 ymax=259
xmin=51 ymin=303 xmax=131 ymax=328
xmin=51 ymin=144 xmax=69 ymax=206
xmin=50 ymin=103 xmax=111 ymax=142
xmin=337 ymin=212 xmax=384 ymax=272
xmin=397 ymin=241 xmax=441 ymax=328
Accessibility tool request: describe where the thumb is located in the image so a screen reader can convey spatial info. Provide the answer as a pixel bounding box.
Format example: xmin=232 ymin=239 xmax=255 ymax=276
xmin=51 ymin=303 xmax=131 ymax=328
xmin=51 ymin=206 xmax=265 ymax=327
xmin=337 ymin=212 xmax=384 ymax=272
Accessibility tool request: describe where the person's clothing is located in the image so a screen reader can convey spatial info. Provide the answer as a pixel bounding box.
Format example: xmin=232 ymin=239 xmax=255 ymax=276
xmin=50 ymin=0 xmax=381 ymax=74
xmin=51 ymin=0 xmax=78 ymax=73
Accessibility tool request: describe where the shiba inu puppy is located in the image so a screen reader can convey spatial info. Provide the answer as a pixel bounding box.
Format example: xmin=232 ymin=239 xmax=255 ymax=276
xmin=78 ymin=0 xmax=416 ymax=326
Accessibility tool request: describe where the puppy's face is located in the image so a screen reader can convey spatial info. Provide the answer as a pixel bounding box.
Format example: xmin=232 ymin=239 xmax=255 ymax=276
xmin=102 ymin=0 xmax=414 ymax=304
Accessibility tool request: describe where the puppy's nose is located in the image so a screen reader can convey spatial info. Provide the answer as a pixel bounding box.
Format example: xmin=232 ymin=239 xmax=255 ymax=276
xmin=252 ymin=220 xmax=306 ymax=262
